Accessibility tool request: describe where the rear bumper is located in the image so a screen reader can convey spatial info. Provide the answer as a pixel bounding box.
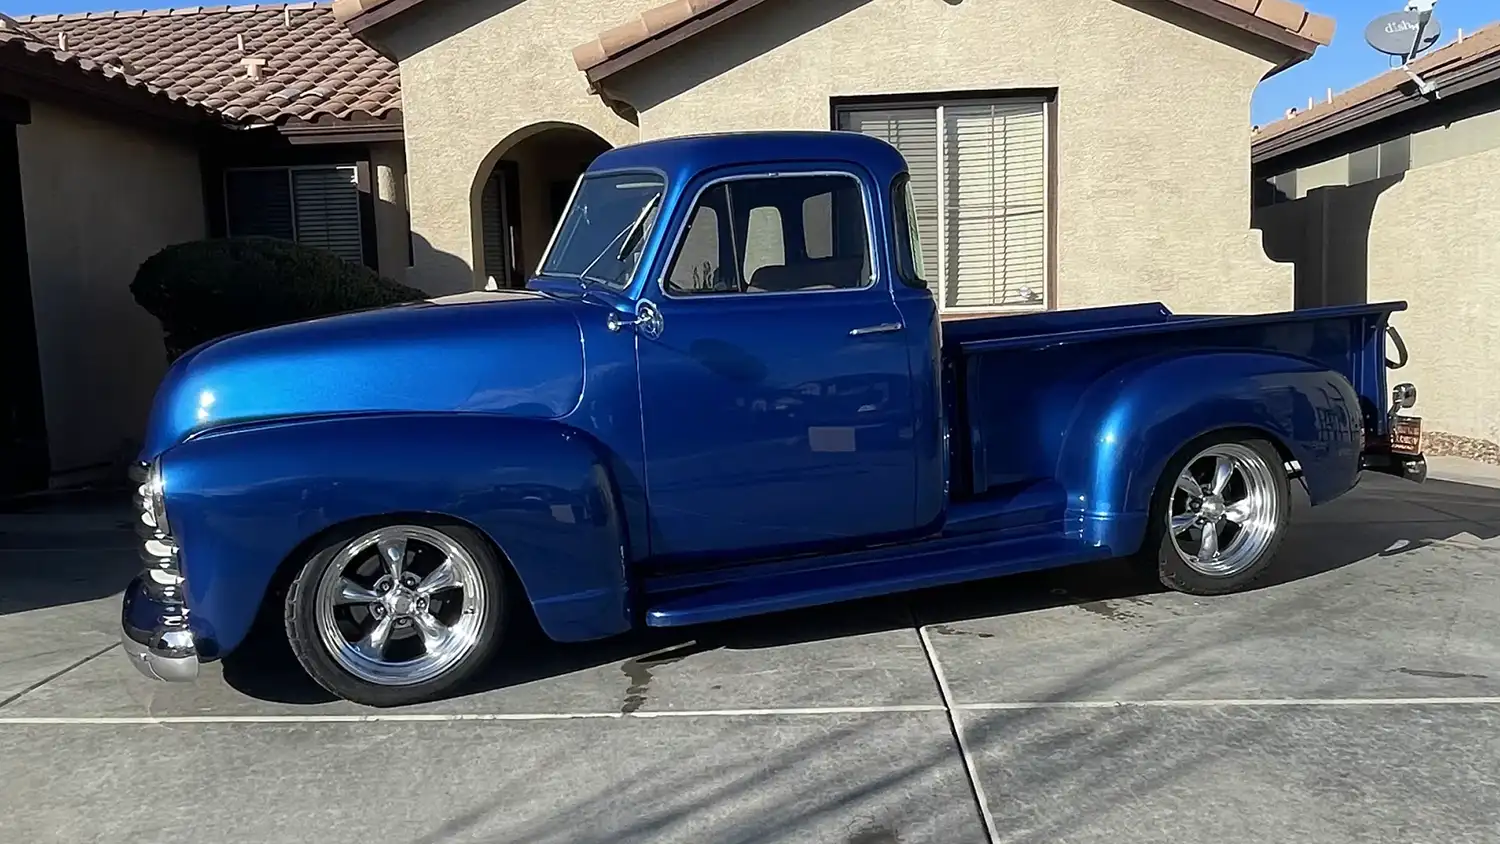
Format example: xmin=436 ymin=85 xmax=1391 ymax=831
xmin=1361 ymin=450 xmax=1428 ymax=484
xmin=121 ymin=575 xmax=199 ymax=682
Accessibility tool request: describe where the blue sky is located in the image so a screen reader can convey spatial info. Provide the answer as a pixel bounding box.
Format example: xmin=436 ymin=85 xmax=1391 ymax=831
xmin=5 ymin=0 xmax=1493 ymax=127
xmin=1254 ymin=0 xmax=1494 ymax=124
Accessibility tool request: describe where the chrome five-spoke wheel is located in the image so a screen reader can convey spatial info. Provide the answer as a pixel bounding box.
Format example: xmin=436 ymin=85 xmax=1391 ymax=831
xmin=1144 ymin=436 xmax=1290 ymax=595
xmin=286 ymin=522 xmax=505 ymax=707
xmin=1167 ymin=443 xmax=1280 ymax=577
xmin=314 ymin=525 xmax=486 ymax=686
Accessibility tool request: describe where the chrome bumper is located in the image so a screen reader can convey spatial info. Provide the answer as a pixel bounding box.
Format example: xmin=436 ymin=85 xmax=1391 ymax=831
xmin=119 ymin=461 xmax=199 ymax=683
xmin=121 ymin=576 xmax=199 ymax=681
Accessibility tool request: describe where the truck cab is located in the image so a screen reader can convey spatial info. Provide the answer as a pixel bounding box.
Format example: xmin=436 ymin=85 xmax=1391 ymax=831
xmin=121 ymin=131 xmax=1423 ymax=707
xmin=528 ymin=132 xmax=945 ymax=565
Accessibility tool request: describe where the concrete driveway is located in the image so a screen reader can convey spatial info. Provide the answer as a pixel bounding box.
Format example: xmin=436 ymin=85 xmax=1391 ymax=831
xmin=3 ymin=470 xmax=1499 ymax=843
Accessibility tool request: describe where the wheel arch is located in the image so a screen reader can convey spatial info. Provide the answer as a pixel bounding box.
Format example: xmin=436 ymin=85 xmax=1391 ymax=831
xmin=1055 ymin=350 xmax=1362 ymax=552
xmin=252 ymin=510 xmax=536 ymax=652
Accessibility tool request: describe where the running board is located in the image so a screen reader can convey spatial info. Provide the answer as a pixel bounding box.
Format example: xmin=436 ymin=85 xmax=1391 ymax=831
xmin=642 ymin=533 xmax=1110 ymax=628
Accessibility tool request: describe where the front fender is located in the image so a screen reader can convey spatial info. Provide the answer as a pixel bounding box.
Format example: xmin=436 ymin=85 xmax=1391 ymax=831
xmin=160 ymin=412 xmax=631 ymax=657
xmin=1055 ymin=351 xmax=1362 ymax=551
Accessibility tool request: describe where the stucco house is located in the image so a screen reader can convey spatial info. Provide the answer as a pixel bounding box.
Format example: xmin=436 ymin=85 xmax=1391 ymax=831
xmin=1253 ymin=22 xmax=1500 ymax=463
xmin=2 ymin=5 xmax=403 ymax=492
xmin=333 ymin=0 xmax=1333 ymax=313
xmin=3 ymin=0 xmax=1334 ymax=493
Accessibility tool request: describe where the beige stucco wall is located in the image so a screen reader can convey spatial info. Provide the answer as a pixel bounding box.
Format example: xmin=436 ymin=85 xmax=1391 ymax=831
xmin=606 ymin=0 xmax=1294 ymax=314
xmin=369 ymin=0 xmax=646 ymax=294
xmin=16 ymin=99 xmax=206 ymax=481
xmin=371 ymin=0 xmax=1294 ymax=308
xmin=1361 ymin=148 xmax=1500 ymax=448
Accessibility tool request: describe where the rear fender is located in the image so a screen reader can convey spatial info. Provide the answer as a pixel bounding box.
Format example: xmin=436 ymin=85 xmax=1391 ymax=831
xmin=159 ymin=413 xmax=631 ymax=657
xmin=1055 ymin=351 xmax=1363 ymax=552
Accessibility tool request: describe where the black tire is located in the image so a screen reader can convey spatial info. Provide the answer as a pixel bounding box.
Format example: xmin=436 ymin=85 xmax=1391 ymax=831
xmin=284 ymin=521 xmax=507 ymax=707
xmin=1135 ymin=434 xmax=1291 ymax=596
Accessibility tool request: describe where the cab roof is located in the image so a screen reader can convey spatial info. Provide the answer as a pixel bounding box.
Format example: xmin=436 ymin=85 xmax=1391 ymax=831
xmin=588 ymin=130 xmax=908 ymax=185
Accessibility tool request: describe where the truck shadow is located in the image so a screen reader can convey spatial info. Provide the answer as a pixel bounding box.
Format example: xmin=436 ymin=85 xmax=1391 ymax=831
xmin=220 ymin=476 xmax=1500 ymax=706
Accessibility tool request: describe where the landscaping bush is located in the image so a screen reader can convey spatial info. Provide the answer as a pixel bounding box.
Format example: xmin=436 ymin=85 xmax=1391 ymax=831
xmin=130 ymin=236 xmax=428 ymax=361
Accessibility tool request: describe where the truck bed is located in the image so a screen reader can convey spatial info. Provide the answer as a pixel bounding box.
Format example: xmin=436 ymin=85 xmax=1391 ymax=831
xmin=940 ymin=300 xmax=1401 ymax=507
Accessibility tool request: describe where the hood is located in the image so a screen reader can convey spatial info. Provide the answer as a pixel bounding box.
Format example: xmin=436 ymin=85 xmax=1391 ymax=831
xmin=141 ymin=290 xmax=587 ymax=458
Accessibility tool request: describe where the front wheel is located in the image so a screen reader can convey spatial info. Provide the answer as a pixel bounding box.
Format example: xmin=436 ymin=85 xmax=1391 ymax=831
xmin=284 ymin=522 xmax=506 ymax=707
xmin=1138 ymin=436 xmax=1291 ymax=596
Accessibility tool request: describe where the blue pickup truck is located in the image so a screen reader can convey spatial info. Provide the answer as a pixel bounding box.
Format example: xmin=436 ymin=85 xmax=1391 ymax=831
xmin=122 ymin=130 xmax=1425 ymax=706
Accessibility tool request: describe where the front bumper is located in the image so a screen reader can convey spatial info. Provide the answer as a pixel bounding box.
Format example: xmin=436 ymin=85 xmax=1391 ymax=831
xmin=119 ymin=460 xmax=199 ymax=683
xmin=121 ymin=575 xmax=199 ymax=682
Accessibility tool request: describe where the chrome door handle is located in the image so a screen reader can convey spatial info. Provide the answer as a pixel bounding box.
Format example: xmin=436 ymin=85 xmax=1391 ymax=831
xmin=849 ymin=322 xmax=904 ymax=337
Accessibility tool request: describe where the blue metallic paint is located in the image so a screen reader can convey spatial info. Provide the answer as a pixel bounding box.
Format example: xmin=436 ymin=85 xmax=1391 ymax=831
xmin=1052 ymin=352 xmax=1362 ymax=548
xmin=142 ymin=290 xmax=585 ymax=456
xmin=133 ymin=130 xmax=1412 ymax=663
xmin=631 ymin=158 xmax=921 ymax=564
xmin=161 ymin=413 xmax=630 ymax=653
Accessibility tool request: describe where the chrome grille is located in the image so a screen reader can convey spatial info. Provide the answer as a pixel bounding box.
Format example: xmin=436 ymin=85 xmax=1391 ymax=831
xmin=130 ymin=461 xmax=186 ymax=606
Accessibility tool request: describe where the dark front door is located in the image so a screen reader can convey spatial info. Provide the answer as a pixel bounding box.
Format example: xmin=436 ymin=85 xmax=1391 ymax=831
xmin=480 ymin=161 xmax=523 ymax=288
xmin=636 ymin=167 xmax=918 ymax=564
xmin=0 ymin=114 xmax=49 ymax=495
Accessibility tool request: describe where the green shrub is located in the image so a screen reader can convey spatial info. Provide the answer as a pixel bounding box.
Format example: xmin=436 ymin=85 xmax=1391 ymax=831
xmin=130 ymin=237 xmax=428 ymax=360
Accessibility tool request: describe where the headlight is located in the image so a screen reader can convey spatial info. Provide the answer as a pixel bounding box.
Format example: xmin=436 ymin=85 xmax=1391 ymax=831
xmin=141 ymin=458 xmax=170 ymax=534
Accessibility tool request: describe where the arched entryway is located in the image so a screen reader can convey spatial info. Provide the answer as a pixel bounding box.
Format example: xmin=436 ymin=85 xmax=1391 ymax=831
xmin=472 ymin=123 xmax=612 ymax=289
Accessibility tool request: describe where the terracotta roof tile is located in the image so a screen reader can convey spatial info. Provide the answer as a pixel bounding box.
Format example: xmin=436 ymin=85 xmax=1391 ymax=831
xmin=15 ymin=2 xmax=399 ymax=124
xmin=0 ymin=11 xmax=221 ymax=118
xmin=569 ymin=0 xmax=1336 ymax=76
xmin=1253 ymin=21 xmax=1500 ymax=144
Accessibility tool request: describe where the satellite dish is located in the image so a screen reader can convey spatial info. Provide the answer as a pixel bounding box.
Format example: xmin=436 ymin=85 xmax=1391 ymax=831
xmin=1365 ymin=9 xmax=1442 ymax=59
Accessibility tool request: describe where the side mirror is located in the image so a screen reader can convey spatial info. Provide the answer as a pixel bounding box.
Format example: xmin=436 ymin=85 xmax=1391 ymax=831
xmin=606 ymin=301 xmax=663 ymax=339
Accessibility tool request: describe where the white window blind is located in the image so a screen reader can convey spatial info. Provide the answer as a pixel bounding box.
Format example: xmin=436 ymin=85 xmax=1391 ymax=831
xmin=839 ymin=98 xmax=1048 ymax=312
xmin=839 ymin=108 xmax=939 ymax=286
xmin=224 ymin=165 xmax=365 ymax=266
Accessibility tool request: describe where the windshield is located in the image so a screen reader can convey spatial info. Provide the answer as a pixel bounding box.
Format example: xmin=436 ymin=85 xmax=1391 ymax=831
xmin=539 ymin=171 xmax=665 ymax=289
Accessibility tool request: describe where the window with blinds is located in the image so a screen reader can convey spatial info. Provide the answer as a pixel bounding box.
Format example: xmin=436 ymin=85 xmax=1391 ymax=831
xmin=223 ymin=165 xmax=366 ymax=266
xmin=838 ymin=97 xmax=1049 ymax=312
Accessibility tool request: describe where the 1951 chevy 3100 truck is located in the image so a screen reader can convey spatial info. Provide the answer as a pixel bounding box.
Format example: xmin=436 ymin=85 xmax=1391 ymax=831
xmin=123 ymin=130 xmax=1427 ymax=706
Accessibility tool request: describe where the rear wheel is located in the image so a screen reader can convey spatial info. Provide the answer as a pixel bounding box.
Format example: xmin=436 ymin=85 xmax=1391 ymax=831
xmin=1139 ymin=436 xmax=1291 ymax=596
xmin=284 ymin=522 xmax=505 ymax=707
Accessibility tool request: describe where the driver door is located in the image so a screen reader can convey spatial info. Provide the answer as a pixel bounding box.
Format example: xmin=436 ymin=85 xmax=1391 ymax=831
xmin=634 ymin=166 xmax=919 ymax=566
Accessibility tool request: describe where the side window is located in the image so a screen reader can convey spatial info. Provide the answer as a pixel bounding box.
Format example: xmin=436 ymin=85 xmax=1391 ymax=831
xmin=664 ymin=173 xmax=872 ymax=296
xmin=742 ymin=206 xmax=785 ymax=283
xmin=667 ymin=202 xmax=726 ymax=293
xmin=802 ymin=192 xmax=833 ymax=259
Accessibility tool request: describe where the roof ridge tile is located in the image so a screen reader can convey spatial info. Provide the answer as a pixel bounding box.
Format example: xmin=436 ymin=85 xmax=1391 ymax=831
xmin=567 ymin=0 xmax=1335 ymax=77
xmin=17 ymin=2 xmax=332 ymax=23
xmin=13 ymin=0 xmax=397 ymax=127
